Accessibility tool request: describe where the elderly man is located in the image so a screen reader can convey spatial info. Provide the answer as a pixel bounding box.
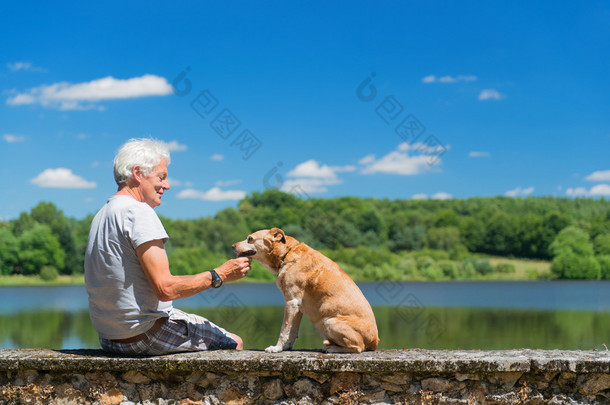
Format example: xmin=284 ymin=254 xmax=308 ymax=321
xmin=85 ymin=138 xmax=251 ymax=355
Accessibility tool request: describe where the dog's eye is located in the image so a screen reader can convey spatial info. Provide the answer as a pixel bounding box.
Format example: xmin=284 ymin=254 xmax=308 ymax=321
xmin=247 ymin=236 xmax=254 ymax=244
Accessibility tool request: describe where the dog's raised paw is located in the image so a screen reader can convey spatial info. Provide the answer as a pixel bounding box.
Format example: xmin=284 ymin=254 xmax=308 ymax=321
xmin=265 ymin=345 xmax=283 ymax=353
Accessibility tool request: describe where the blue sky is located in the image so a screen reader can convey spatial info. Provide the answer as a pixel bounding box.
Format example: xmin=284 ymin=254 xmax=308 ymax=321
xmin=1 ymin=1 xmax=609 ymax=220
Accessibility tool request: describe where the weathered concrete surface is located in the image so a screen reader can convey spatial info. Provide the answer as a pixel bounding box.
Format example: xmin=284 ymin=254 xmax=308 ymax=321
xmin=1 ymin=349 xmax=609 ymax=404
xmin=2 ymin=348 xmax=608 ymax=374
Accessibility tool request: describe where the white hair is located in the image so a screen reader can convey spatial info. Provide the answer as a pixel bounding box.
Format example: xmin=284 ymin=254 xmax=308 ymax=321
xmin=113 ymin=138 xmax=171 ymax=186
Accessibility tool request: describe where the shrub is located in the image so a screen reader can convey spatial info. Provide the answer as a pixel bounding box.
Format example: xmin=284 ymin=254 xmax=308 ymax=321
xmin=396 ymin=258 xmax=418 ymax=279
xmin=552 ymin=252 xmax=601 ymax=280
xmin=495 ymin=263 xmax=516 ymax=273
xmin=460 ymin=261 xmax=477 ymax=278
xmin=462 ymin=258 xmax=493 ymax=276
xmin=420 ymin=265 xmax=444 ymax=281
xmin=437 ymin=260 xmax=460 ymax=279
xmin=39 ymin=265 xmax=59 ymax=281
xmin=416 ymin=255 xmax=435 ymax=269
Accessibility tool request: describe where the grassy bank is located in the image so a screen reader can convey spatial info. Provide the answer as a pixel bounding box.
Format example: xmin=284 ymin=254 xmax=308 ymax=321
xmin=0 ymin=275 xmax=85 ymax=287
xmin=0 ymin=256 xmax=553 ymax=287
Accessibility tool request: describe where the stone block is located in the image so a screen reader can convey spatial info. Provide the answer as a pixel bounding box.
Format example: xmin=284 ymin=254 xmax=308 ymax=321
xmin=378 ymin=373 xmax=410 ymax=386
xmin=578 ymin=372 xmax=610 ymax=395
xmin=99 ymin=387 xmax=124 ymax=405
xmin=262 ymin=378 xmax=284 ymax=400
xmin=330 ymin=372 xmax=361 ymax=395
xmin=420 ymin=377 xmax=464 ymax=393
xmin=556 ymin=372 xmax=578 ymax=392
xmin=291 ymin=377 xmax=323 ymax=400
xmin=123 ymin=370 xmax=151 ymax=384
xmin=14 ymin=369 xmax=38 ymax=386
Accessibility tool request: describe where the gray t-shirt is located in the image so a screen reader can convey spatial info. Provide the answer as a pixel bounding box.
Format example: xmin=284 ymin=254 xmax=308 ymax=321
xmin=85 ymin=195 xmax=172 ymax=340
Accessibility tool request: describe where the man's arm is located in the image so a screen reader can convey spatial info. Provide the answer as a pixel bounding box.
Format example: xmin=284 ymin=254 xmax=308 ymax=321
xmin=136 ymin=239 xmax=251 ymax=302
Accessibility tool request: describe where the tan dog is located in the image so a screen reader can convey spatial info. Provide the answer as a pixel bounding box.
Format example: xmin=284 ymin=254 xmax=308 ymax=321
xmin=232 ymin=228 xmax=379 ymax=353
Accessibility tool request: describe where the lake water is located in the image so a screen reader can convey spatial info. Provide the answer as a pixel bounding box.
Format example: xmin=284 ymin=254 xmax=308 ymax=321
xmin=1 ymin=281 xmax=609 ymax=351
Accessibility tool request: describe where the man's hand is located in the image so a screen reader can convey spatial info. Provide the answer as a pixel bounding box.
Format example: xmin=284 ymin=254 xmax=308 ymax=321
xmin=214 ymin=257 xmax=252 ymax=283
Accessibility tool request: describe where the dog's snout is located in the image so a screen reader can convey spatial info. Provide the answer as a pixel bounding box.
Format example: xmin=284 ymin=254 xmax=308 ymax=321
xmin=231 ymin=243 xmax=236 ymax=250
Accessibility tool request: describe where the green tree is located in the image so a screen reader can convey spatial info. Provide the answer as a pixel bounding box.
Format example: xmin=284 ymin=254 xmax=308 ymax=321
xmin=18 ymin=223 xmax=65 ymax=275
xmin=597 ymin=255 xmax=610 ymax=280
xmin=0 ymin=228 xmax=19 ymax=275
xmin=593 ymin=234 xmax=610 ymax=255
xmin=549 ymin=226 xmax=594 ymax=258
xmin=551 ymin=252 xmax=600 ymax=280
xmin=30 ymin=202 xmax=79 ymax=274
xmin=427 ymin=227 xmax=461 ymax=251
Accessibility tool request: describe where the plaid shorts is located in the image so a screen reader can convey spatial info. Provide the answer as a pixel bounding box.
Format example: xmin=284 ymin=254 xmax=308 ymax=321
xmin=99 ymin=309 xmax=238 ymax=355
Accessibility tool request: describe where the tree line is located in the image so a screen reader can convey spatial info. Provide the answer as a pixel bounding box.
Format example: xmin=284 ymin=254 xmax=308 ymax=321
xmin=1 ymin=190 xmax=609 ymax=280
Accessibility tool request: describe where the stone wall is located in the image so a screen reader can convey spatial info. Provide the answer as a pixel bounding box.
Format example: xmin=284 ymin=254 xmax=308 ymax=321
xmin=1 ymin=349 xmax=609 ymax=404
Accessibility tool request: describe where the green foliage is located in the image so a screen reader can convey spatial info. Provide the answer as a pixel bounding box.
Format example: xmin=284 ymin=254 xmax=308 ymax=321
xmin=549 ymin=226 xmax=594 ymax=258
xmin=551 ymin=252 xmax=601 ymax=280
xmin=495 ymin=263 xmax=516 ymax=274
xmin=39 ymin=265 xmax=59 ymax=281
xmin=596 ymin=255 xmax=610 ymax=280
xmin=427 ymin=226 xmax=461 ymax=251
xmin=462 ymin=258 xmax=494 ymax=276
xmin=18 ymin=223 xmax=65 ymax=275
xmin=1 ymin=193 xmax=609 ymax=281
xmin=0 ymin=228 xmax=19 ymax=275
xmin=593 ymin=234 xmax=610 ymax=255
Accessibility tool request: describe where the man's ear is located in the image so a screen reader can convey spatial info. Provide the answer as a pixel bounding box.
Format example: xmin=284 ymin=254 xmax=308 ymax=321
xmin=270 ymin=227 xmax=286 ymax=243
xmin=132 ymin=166 xmax=143 ymax=184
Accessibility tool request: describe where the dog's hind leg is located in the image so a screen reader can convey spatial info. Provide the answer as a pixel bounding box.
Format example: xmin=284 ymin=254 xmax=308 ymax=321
xmin=319 ymin=317 xmax=366 ymax=353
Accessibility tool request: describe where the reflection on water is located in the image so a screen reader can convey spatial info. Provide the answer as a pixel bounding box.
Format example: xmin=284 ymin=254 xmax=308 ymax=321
xmin=2 ymin=306 xmax=609 ymax=351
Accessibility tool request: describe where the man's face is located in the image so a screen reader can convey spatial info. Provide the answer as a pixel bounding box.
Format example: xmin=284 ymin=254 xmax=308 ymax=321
xmin=139 ymin=159 xmax=170 ymax=208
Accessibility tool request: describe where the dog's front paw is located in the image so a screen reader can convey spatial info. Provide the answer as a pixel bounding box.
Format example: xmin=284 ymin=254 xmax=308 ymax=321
xmin=265 ymin=345 xmax=283 ymax=353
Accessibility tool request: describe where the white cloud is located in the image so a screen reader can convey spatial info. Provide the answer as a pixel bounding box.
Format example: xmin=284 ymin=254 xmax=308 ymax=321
xmin=566 ymin=187 xmax=588 ymax=197
xmin=7 ymin=61 xmax=45 ymax=72
xmin=411 ymin=192 xmax=452 ymax=200
xmin=7 ymin=74 xmax=173 ymax=110
xmin=564 ymin=185 xmax=610 ymax=197
xmin=281 ymin=178 xmax=341 ymax=195
xmin=590 ymin=184 xmax=610 ymax=196
xmin=360 ymin=142 xmax=443 ymax=175
xmin=505 ymin=186 xmax=534 ymax=197
xmin=585 ymin=170 xmax=610 ymax=182
xmin=287 ymin=160 xmax=355 ymax=179
xmin=358 ymin=155 xmax=376 ymax=165
xmin=3 ymin=134 xmax=27 ymax=143
xmin=210 ymin=154 xmax=224 ymax=161
xmin=31 ymin=168 xmax=96 ymax=189
xmin=478 ymin=89 xmax=504 ymax=101
xmin=432 ymin=192 xmax=453 ymax=200
xmin=469 ymin=151 xmax=490 ymax=158
xmin=280 ymin=159 xmax=355 ymax=195
xmin=163 ymin=140 xmax=187 ymax=152
xmin=422 ymin=75 xmax=477 ymax=84
xmin=176 ymin=187 xmax=246 ymax=201
xmin=167 ymin=177 xmax=182 ymax=187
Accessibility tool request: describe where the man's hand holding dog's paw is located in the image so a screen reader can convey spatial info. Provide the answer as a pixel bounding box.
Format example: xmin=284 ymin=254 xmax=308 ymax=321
xmin=215 ymin=257 xmax=251 ymax=282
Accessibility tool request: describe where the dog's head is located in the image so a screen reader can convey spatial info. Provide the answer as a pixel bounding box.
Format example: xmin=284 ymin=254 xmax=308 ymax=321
xmin=232 ymin=228 xmax=289 ymax=274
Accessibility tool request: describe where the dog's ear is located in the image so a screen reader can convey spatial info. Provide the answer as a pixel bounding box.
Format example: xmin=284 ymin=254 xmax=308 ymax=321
xmin=270 ymin=227 xmax=286 ymax=243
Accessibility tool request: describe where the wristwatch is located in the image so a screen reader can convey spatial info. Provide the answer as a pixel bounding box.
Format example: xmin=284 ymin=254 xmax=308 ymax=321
xmin=209 ymin=269 xmax=223 ymax=288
